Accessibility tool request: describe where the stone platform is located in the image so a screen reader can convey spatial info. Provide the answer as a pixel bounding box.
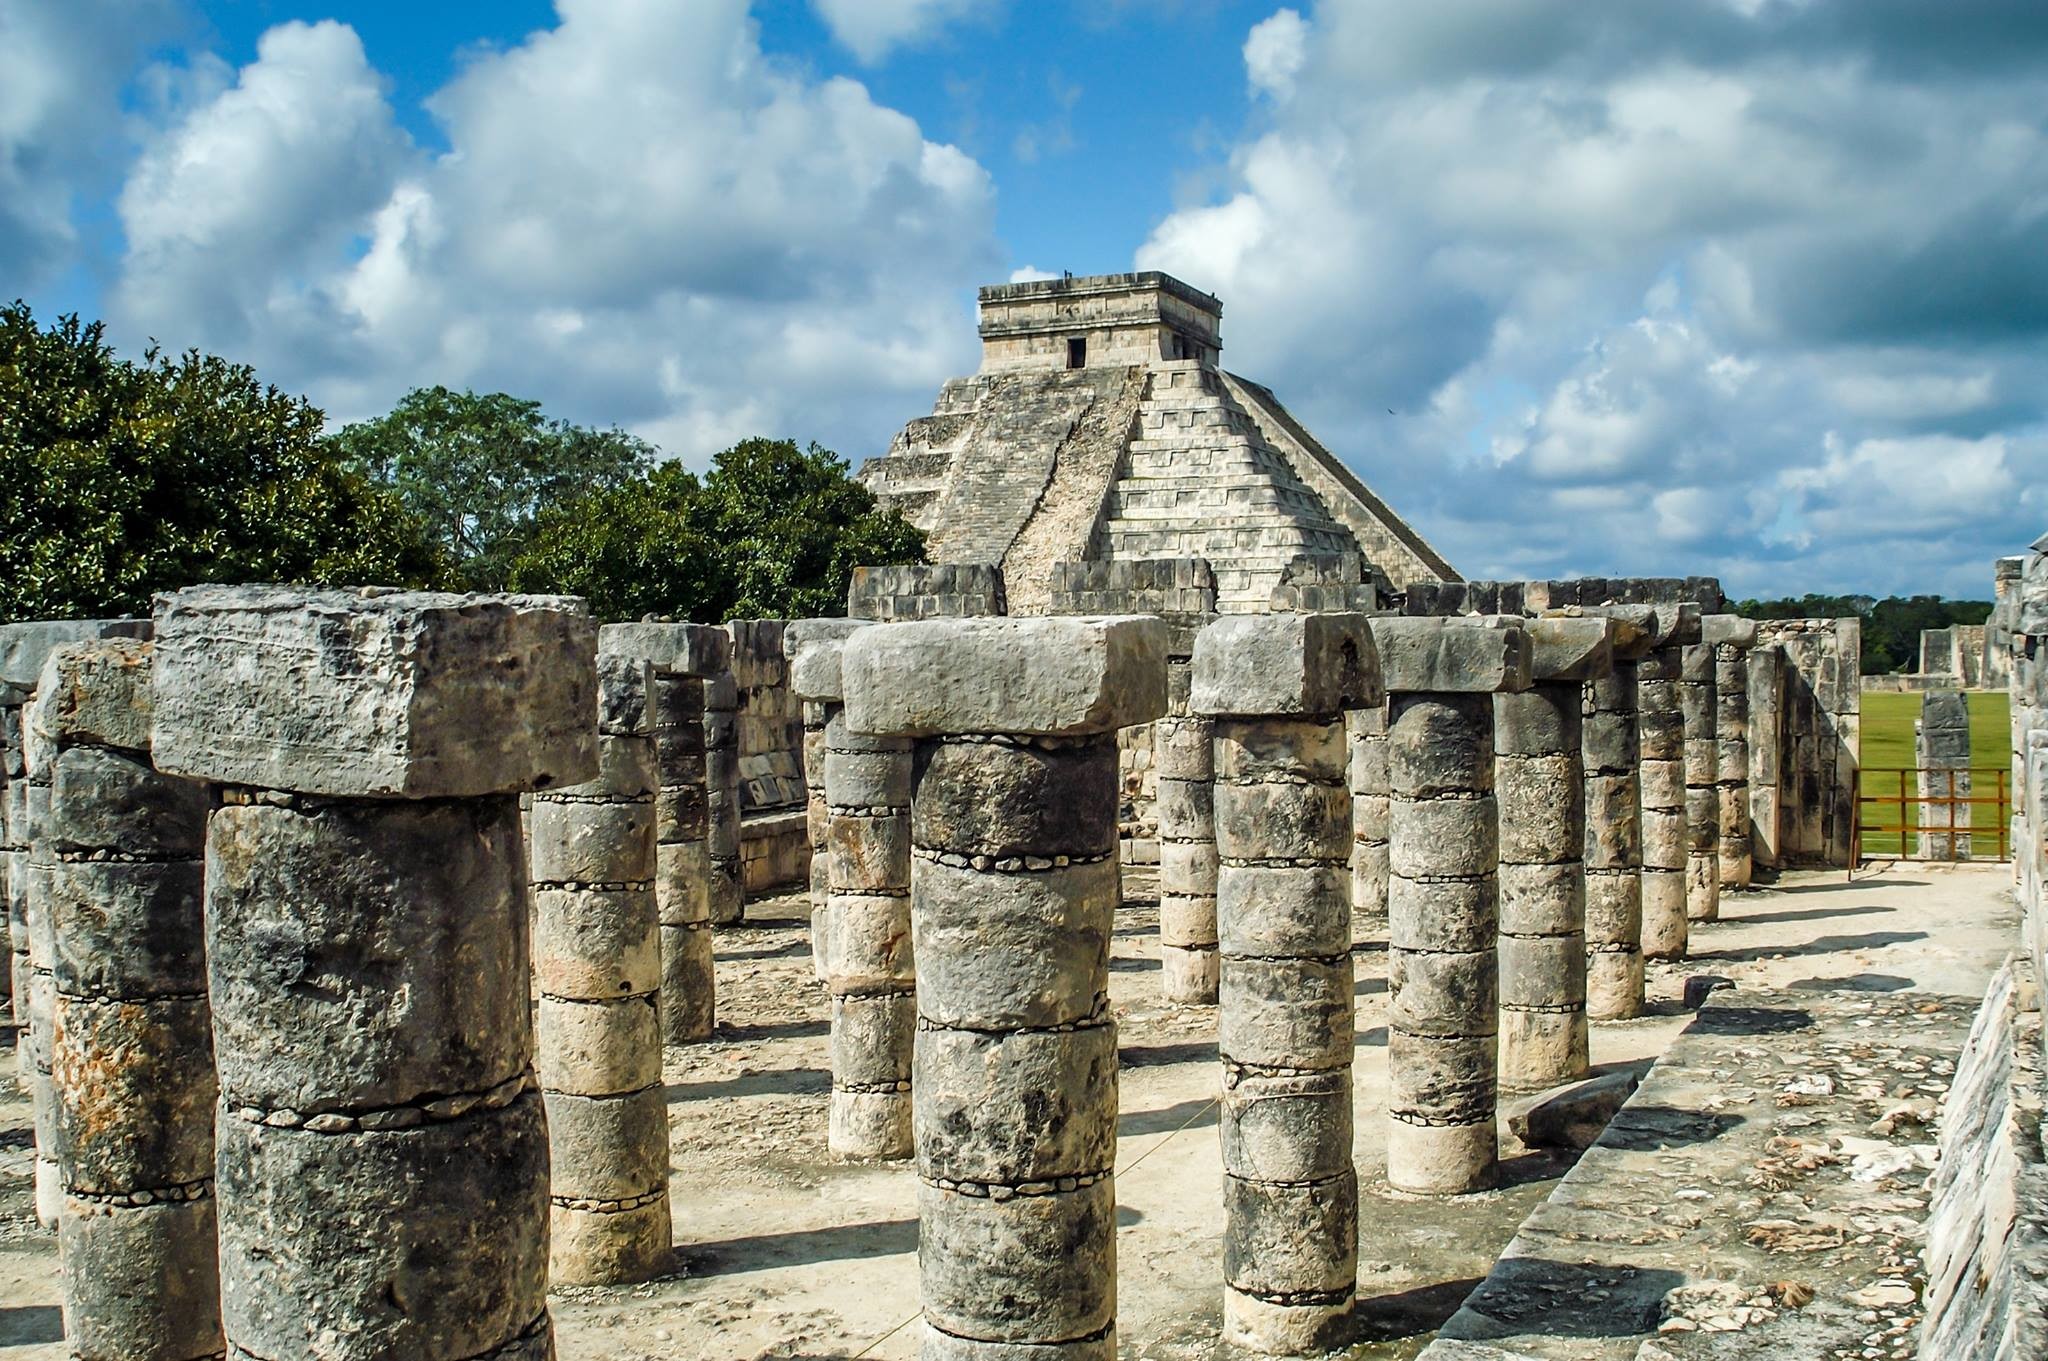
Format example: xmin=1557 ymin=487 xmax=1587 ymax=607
xmin=1423 ymin=986 xmax=1972 ymax=1361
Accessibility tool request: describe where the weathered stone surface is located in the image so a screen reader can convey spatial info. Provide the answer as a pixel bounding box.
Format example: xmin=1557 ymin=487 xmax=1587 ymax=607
xmin=29 ymin=637 xmax=155 ymax=752
xmin=1370 ymin=617 xmax=1532 ymax=695
xmin=1503 ymin=1069 xmax=1638 ymax=1151
xmin=1223 ymin=1173 xmax=1358 ymax=1296
xmin=843 ymin=616 xmax=1167 ymax=737
xmin=1218 ymin=956 xmax=1353 ymax=1071
xmin=545 ymin=1087 xmax=670 ymax=1201
xmin=598 ymin=620 xmax=730 ymax=677
xmin=51 ymin=994 xmax=216 ymax=1193
xmin=153 ymin=586 xmax=596 ymax=797
xmin=0 ymin=619 xmax=150 ymax=690
xmin=1221 ymin=1070 xmax=1353 ymax=1182
xmin=916 ymin=1025 xmax=1117 ymax=1183
xmin=60 ymin=1197 xmax=222 ymax=1361
xmin=1189 ymin=612 xmax=1381 ymax=718
xmin=44 ymin=745 xmax=207 ymax=858
xmin=531 ymin=888 xmax=661 ymax=999
xmin=912 ymin=740 xmax=1118 ymax=857
xmin=1700 ymin=613 xmax=1758 ymax=647
xmin=913 ymin=857 xmax=1113 ymax=1031
xmin=215 ymin=1097 xmax=550 ymax=1361
xmin=45 ymin=858 xmax=206 ymax=999
xmin=205 ymin=797 xmax=530 ymax=1112
xmin=1523 ymin=616 xmax=1613 ymax=683
xmin=918 ymin=1181 xmax=1117 ymax=1344
xmin=536 ymin=996 xmax=661 ymax=1096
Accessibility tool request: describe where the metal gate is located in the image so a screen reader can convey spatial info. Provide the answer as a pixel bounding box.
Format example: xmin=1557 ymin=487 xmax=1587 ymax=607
xmin=1854 ymin=765 xmax=2012 ymax=862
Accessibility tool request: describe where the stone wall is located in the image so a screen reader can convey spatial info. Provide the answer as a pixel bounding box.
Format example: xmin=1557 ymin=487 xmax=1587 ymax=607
xmin=847 ymin=563 xmax=1006 ymax=621
xmin=1757 ymin=618 xmax=1861 ymax=868
xmin=726 ymin=619 xmax=808 ymax=895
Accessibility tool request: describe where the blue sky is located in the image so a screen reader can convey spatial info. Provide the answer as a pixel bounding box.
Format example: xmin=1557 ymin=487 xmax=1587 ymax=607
xmin=8 ymin=0 xmax=2048 ymax=599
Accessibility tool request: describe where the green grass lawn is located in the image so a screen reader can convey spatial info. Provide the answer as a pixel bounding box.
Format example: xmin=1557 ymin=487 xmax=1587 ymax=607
xmin=1858 ymin=688 xmax=2012 ymax=857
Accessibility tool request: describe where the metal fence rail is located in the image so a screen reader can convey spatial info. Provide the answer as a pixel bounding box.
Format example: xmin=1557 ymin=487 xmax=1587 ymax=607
xmin=1854 ymin=765 xmax=2011 ymax=863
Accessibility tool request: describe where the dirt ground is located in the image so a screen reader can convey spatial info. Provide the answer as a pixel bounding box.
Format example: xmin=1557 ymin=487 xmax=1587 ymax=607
xmin=0 ymin=859 xmax=2019 ymax=1360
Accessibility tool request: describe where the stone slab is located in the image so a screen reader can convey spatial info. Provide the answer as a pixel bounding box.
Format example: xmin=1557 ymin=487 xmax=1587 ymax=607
xmin=1188 ymin=611 xmax=1383 ymax=718
xmin=1701 ymin=615 xmax=1759 ymax=648
xmin=1369 ymin=617 xmax=1532 ymax=694
xmin=842 ymin=616 xmax=1167 ymax=737
xmin=31 ymin=638 xmax=155 ymax=752
xmin=152 ymin=585 xmax=596 ymax=798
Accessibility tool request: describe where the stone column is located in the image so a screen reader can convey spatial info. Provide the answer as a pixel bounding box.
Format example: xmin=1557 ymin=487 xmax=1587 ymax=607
xmin=802 ymin=694 xmax=830 ymax=969
xmin=153 ymin=586 xmax=594 ymax=1361
xmin=1707 ymin=616 xmax=1757 ymax=889
xmin=1191 ymin=613 xmax=1379 ymax=1357
xmin=1636 ymin=606 xmax=1698 ymax=959
xmin=34 ymin=638 xmax=221 ymax=1361
xmin=707 ymin=654 xmax=744 ymax=928
xmin=843 ymin=616 xmax=1166 ymax=1361
xmin=0 ymin=619 xmax=151 ymax=1230
xmin=789 ymin=619 xmax=916 ymax=1161
xmin=1374 ymin=617 xmax=1531 ymax=1197
xmin=1681 ymin=632 xmax=1721 ymax=924
xmin=1747 ymin=641 xmax=1785 ymax=875
xmin=601 ymin=622 xmax=732 ymax=1044
xmin=1918 ymin=690 xmax=1973 ymax=860
xmin=1156 ymin=679 xmax=1219 ymax=1003
xmin=1349 ymin=701 xmax=1391 ymax=953
xmin=1579 ymin=607 xmax=1659 ymax=1022
xmin=529 ymin=653 xmax=672 ymax=1284
xmin=1496 ymin=618 xmax=1612 ymax=1093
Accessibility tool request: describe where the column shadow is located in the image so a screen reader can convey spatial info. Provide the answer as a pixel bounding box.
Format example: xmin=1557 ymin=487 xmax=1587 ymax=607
xmin=0 ymin=1306 xmax=63 ymax=1345
xmin=680 ymin=1217 xmax=917 ymax=1276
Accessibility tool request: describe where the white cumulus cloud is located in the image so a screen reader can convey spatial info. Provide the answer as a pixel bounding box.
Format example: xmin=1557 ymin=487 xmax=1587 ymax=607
xmin=111 ymin=0 xmax=1000 ymax=464
xmin=810 ymin=0 xmax=995 ymax=63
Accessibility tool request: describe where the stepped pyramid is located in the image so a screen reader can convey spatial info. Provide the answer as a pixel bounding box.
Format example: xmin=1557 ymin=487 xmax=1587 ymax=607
xmin=858 ymin=272 xmax=1457 ymax=613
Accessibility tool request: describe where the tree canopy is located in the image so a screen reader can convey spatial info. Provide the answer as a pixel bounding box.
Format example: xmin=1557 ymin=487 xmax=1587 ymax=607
xmin=1732 ymin=593 xmax=1993 ymax=674
xmin=0 ymin=302 xmax=443 ymax=621
xmin=509 ymin=438 xmax=925 ymax=622
xmin=329 ymin=385 xmax=656 ymax=592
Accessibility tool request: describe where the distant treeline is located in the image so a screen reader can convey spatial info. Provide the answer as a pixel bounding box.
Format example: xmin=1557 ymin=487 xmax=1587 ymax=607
xmin=1731 ymin=595 xmax=1993 ymax=675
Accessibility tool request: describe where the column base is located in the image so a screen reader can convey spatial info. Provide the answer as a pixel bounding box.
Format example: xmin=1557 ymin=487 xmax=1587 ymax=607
xmin=1387 ymin=1119 xmax=1496 ymax=1196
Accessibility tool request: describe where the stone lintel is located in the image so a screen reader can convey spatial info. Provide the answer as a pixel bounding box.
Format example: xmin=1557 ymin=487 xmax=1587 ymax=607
xmin=843 ymin=616 xmax=1167 ymax=737
xmin=1370 ymin=617 xmax=1532 ymax=695
xmin=1546 ymin=604 xmax=1664 ymax=657
xmin=1189 ymin=612 xmax=1382 ymax=719
xmin=785 ymin=618 xmax=872 ymax=703
xmin=1526 ymin=616 xmax=1614 ymax=683
xmin=597 ymin=621 xmax=731 ymax=678
xmin=152 ymin=585 xmax=598 ymax=798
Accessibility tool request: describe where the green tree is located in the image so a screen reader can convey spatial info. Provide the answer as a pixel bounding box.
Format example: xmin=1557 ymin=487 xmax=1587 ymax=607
xmin=0 ymin=302 xmax=444 ymax=621
xmin=509 ymin=437 xmax=925 ymax=622
xmin=331 ymin=385 xmax=655 ymax=591
xmin=1732 ymin=593 xmax=1994 ymax=674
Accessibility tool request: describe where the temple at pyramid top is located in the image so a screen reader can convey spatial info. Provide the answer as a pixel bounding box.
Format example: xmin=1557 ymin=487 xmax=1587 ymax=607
xmin=858 ymin=271 xmax=1459 ymax=613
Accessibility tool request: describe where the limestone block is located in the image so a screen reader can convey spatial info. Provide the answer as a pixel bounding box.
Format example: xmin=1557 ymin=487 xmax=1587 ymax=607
xmin=918 ymin=1181 xmax=1116 ymax=1344
xmin=0 ymin=619 xmax=150 ymax=690
xmin=153 ymin=586 xmax=596 ymax=798
xmin=60 ymin=1198 xmax=223 ymax=1361
xmin=1701 ymin=614 xmax=1758 ymax=647
xmin=598 ymin=620 xmax=730 ymax=677
xmin=915 ymin=1025 xmax=1116 ymax=1183
xmin=912 ymin=856 xmax=1114 ymax=1031
xmin=1223 ymin=1172 xmax=1359 ymax=1295
xmin=1189 ymin=612 xmax=1382 ymax=718
xmin=29 ymin=638 xmax=155 ymax=752
xmin=51 ymin=994 xmax=216 ymax=1192
xmin=45 ymin=859 xmax=206 ymax=999
xmin=785 ymin=618 xmax=871 ymax=702
xmin=843 ymin=616 xmax=1167 ymax=737
xmin=912 ymin=741 xmax=1117 ymax=857
xmin=1524 ymin=616 xmax=1614 ymax=682
xmin=1369 ymin=617 xmax=1532 ymax=695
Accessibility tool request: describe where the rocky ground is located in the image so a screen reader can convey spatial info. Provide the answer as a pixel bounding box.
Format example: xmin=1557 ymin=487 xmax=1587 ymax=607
xmin=0 ymin=860 xmax=2019 ymax=1359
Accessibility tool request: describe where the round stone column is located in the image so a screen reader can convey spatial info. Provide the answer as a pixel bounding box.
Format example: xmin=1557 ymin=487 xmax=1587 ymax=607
xmin=153 ymin=586 xmax=595 ymax=1361
xmin=529 ymin=653 xmax=672 ymax=1284
xmin=1706 ymin=616 xmax=1758 ymax=888
xmin=1580 ymin=607 xmax=1661 ymax=1022
xmin=35 ymin=638 xmax=221 ymax=1361
xmin=1156 ymin=698 xmax=1219 ymax=1004
xmin=1193 ymin=612 xmax=1380 ymax=1357
xmin=600 ymin=622 xmax=732 ymax=1044
xmin=2 ymin=618 xmax=151 ymax=1230
xmin=1348 ymin=702 xmax=1391 ymax=953
xmin=1681 ymin=636 xmax=1721 ymax=924
xmin=1495 ymin=617 xmax=1612 ymax=1093
xmin=1375 ymin=616 xmax=1532 ymax=1197
xmin=843 ymin=615 xmax=1167 ymax=1361
xmin=789 ymin=618 xmax=915 ymax=1161
xmin=706 ymin=660 xmax=743 ymax=928
xmin=1636 ymin=605 xmax=1699 ymax=960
